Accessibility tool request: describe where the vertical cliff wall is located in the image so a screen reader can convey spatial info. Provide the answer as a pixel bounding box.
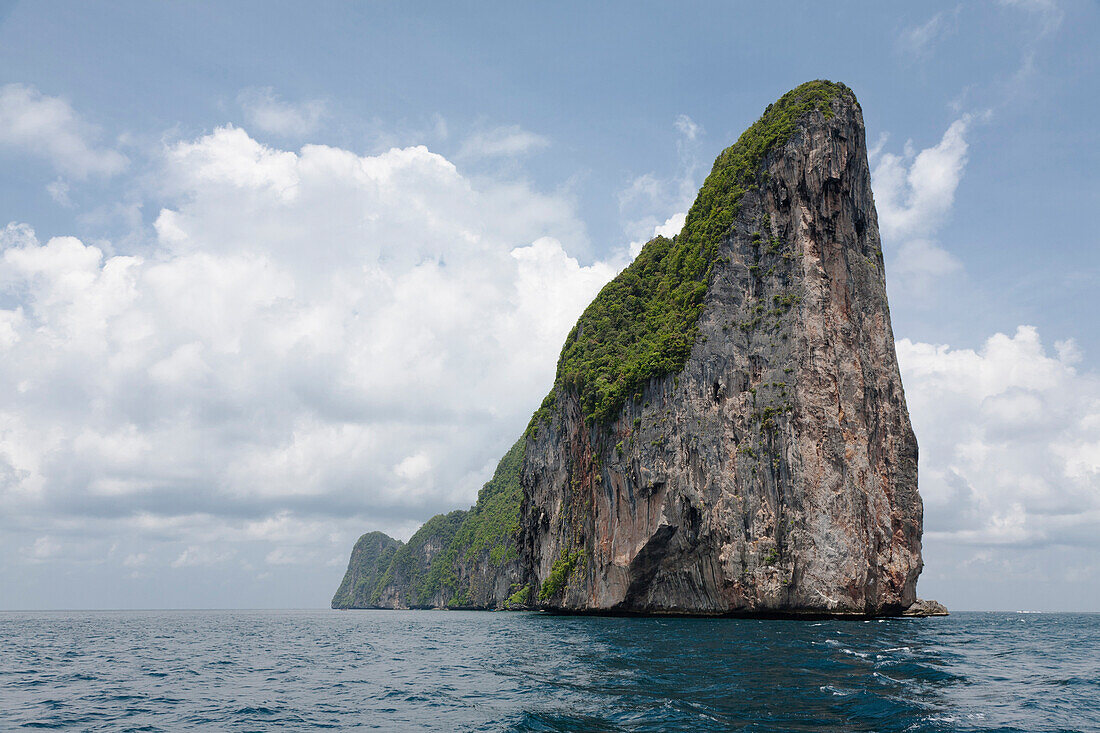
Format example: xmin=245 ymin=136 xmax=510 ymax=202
xmin=519 ymin=81 xmax=923 ymax=616
xmin=334 ymin=80 xmax=936 ymax=617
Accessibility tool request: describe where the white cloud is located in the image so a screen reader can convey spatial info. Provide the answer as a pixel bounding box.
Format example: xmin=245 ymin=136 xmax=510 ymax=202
xmin=898 ymin=326 xmax=1100 ymax=549
xmin=874 ymin=117 xmax=969 ymax=241
xmin=0 ymin=126 xmax=624 ymax=594
xmin=897 ymin=9 xmax=960 ymax=59
xmin=171 ymin=546 xmax=233 ymax=568
xmin=458 ymin=125 xmax=549 ymax=159
xmin=164 ymin=125 xmax=300 ymax=202
xmin=511 ymin=237 xmax=621 ymax=348
xmin=620 ymin=115 xmax=701 ymax=252
xmin=673 ymin=114 xmax=702 ymax=141
xmin=47 ymin=179 xmax=73 ymax=207
xmin=0 ymin=83 xmax=128 ymax=178
xmin=871 ymin=117 xmax=971 ymax=291
xmin=394 ymin=452 xmax=432 ymax=482
xmin=122 ymin=552 xmax=148 ymax=567
xmin=629 ymin=211 xmax=686 ymax=258
xmin=22 ymin=536 xmax=61 ymax=562
xmin=653 ymin=212 xmax=686 ymax=239
xmin=237 ymin=87 xmax=327 ymax=137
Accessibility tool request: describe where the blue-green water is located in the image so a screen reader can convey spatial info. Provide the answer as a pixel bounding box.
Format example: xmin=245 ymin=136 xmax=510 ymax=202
xmin=1 ymin=610 xmax=1097 ymax=731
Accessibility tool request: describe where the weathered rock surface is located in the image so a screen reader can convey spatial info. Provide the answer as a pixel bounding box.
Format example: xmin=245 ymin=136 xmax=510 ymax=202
xmin=332 ymin=81 xmax=944 ymax=618
xmin=331 ymin=531 xmax=401 ymax=609
xmin=521 ymin=82 xmax=924 ymax=617
xmin=903 ymin=599 xmax=949 ymax=617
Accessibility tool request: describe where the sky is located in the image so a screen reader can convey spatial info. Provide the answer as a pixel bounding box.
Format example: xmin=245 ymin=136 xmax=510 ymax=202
xmin=0 ymin=0 xmax=1098 ymax=611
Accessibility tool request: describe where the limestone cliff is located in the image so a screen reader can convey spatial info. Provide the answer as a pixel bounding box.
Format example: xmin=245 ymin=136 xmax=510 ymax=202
xmin=330 ymin=531 xmax=401 ymax=608
xmin=333 ymin=80 xmax=940 ymax=617
xmin=520 ymin=81 xmax=923 ymax=616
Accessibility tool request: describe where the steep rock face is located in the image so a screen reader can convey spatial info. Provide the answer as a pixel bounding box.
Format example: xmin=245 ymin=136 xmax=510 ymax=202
xmin=330 ymin=532 xmax=401 ymax=608
xmin=519 ymin=82 xmax=923 ymax=615
xmin=364 ymin=510 xmax=467 ymax=608
xmin=333 ymin=80 xmax=936 ymax=617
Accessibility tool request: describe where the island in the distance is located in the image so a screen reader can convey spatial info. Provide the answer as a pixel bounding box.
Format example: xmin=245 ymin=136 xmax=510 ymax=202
xmin=332 ymin=80 xmax=948 ymax=618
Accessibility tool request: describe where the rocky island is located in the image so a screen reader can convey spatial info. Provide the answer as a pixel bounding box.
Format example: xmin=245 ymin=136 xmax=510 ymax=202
xmin=332 ymin=80 xmax=947 ymax=617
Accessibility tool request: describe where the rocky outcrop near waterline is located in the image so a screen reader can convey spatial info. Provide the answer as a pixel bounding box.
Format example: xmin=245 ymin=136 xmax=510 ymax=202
xmin=333 ymin=81 xmax=943 ymax=618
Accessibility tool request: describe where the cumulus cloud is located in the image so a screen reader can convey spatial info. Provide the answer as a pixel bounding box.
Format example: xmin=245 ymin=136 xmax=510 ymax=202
xmin=0 ymin=126 xmax=626 ymax=604
xmin=629 ymin=211 xmax=686 ymax=258
xmin=871 ymin=117 xmax=971 ymax=292
xmin=237 ymin=87 xmax=327 ymax=137
xmin=874 ymin=118 xmax=969 ymax=242
xmin=0 ymin=83 xmax=128 ymax=178
xmin=457 ymin=125 xmax=549 ymax=159
xmin=898 ymin=326 xmax=1100 ymax=549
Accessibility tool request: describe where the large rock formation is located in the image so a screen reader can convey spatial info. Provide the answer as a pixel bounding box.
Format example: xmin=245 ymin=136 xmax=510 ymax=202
xmin=333 ymin=80 xmax=941 ymax=617
xmin=331 ymin=531 xmax=401 ymax=608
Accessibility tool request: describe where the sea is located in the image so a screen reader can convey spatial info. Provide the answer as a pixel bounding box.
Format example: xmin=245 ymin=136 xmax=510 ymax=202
xmin=1 ymin=610 xmax=1097 ymax=732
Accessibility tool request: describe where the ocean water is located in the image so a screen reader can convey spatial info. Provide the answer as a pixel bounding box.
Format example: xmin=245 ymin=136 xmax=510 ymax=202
xmin=1 ymin=610 xmax=1097 ymax=732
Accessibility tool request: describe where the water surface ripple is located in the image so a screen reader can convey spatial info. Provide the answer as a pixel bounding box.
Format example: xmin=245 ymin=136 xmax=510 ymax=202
xmin=1 ymin=610 xmax=1097 ymax=731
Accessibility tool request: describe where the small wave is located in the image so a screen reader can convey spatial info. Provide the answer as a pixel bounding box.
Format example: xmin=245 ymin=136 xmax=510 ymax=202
xmin=820 ymin=685 xmax=854 ymax=697
xmin=19 ymin=723 xmax=68 ymax=730
xmin=1047 ymin=676 xmax=1100 ymax=687
xmin=234 ymin=705 xmax=279 ymax=716
xmin=874 ymin=661 xmax=959 ymax=684
xmin=872 ymin=671 xmax=907 ymax=685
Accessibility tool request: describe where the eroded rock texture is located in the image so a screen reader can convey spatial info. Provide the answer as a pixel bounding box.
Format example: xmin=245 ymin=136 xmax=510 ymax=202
xmin=333 ymin=81 xmax=937 ymax=617
xmin=520 ymin=86 xmax=923 ymax=616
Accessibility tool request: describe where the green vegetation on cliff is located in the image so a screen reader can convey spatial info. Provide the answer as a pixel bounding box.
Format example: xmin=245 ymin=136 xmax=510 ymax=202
xmin=455 ymin=437 xmax=526 ymax=564
xmin=421 ymin=437 xmax=525 ymax=606
xmin=331 ymin=437 xmax=527 ymax=609
xmin=534 ymin=80 xmax=856 ymax=426
xmin=330 ymin=531 xmax=401 ymax=609
xmin=538 ymin=549 xmax=586 ymax=601
xmin=334 ymin=81 xmax=863 ymax=612
xmin=369 ymin=509 xmax=467 ymax=606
